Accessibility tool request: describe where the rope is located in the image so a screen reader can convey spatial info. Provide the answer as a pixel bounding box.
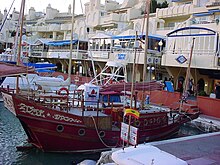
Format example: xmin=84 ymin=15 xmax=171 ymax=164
xmin=175 ymin=67 xmax=182 ymax=90
xmin=90 ymin=115 xmax=119 ymax=148
xmin=80 ymin=0 xmax=97 ymax=81
xmin=179 ymin=112 xmax=207 ymax=133
xmin=0 ymin=0 xmax=16 ymax=32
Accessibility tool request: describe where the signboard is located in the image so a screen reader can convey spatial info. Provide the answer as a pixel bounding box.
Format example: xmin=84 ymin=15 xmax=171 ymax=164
xmin=117 ymin=53 xmax=126 ymax=60
xmin=84 ymin=84 xmax=100 ymax=107
xmin=120 ymin=122 xmax=138 ymax=146
xmin=176 ymin=55 xmax=187 ymax=64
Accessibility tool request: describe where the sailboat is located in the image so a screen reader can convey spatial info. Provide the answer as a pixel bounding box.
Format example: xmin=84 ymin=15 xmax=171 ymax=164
xmin=0 ymin=0 xmax=199 ymax=153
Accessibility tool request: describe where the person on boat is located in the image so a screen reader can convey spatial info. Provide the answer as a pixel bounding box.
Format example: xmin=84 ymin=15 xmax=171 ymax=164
xmin=169 ymin=76 xmax=174 ymax=85
xmin=215 ymin=82 xmax=220 ymax=99
xmin=163 ymin=77 xmax=168 ymax=90
xmin=177 ymin=80 xmax=183 ymax=93
xmin=188 ymin=78 xmax=194 ymax=96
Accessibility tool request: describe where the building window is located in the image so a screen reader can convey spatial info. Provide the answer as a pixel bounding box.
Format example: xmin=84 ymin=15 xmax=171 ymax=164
xmin=168 ymin=22 xmax=175 ymax=27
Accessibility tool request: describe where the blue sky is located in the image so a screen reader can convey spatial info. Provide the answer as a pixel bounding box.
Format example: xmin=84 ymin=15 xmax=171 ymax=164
xmin=0 ymin=0 xmax=123 ymax=15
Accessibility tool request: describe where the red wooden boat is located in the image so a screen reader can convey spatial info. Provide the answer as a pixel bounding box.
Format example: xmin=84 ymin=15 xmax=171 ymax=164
xmin=0 ymin=83 xmax=199 ymax=152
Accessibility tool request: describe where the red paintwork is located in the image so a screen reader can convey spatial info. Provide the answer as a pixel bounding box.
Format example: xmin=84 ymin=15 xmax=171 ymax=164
xmin=149 ymin=90 xmax=220 ymax=118
xmin=147 ymin=90 xmax=181 ymax=106
xmin=197 ymin=96 xmax=220 ymax=118
xmin=0 ymin=62 xmax=35 ymax=77
xmin=1 ymin=89 xmax=199 ymax=152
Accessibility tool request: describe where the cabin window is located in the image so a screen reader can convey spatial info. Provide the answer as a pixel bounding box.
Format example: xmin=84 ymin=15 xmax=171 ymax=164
xmin=101 ymin=95 xmax=121 ymax=103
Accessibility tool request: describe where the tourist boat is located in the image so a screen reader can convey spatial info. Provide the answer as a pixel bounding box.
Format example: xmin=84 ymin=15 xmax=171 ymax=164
xmin=0 ymin=80 xmax=199 ymax=152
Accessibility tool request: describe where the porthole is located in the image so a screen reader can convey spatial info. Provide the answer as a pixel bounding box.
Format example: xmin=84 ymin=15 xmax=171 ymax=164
xmin=157 ymin=118 xmax=161 ymax=124
xmin=134 ymin=120 xmax=141 ymax=127
xmin=144 ymin=119 xmax=148 ymax=126
xmin=78 ymin=128 xmax=86 ymax=136
xmin=99 ymin=131 xmax=105 ymax=138
xmin=56 ymin=125 xmax=64 ymax=133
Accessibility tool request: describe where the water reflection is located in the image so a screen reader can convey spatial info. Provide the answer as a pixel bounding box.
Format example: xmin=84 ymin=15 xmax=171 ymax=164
xmin=0 ymin=103 xmax=100 ymax=165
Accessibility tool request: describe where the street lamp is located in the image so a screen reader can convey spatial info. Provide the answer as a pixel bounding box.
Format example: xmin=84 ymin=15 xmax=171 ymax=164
xmin=147 ymin=66 xmax=155 ymax=81
xmin=158 ymin=40 xmax=163 ymax=53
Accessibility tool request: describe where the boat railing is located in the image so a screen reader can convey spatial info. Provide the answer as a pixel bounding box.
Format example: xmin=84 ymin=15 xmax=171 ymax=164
xmin=1 ymin=87 xmax=126 ymax=117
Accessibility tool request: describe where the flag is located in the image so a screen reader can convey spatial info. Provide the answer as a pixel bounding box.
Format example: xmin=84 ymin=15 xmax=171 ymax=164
xmin=124 ymin=109 xmax=140 ymax=119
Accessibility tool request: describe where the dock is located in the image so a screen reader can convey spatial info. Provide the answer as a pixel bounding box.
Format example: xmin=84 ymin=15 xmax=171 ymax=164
xmin=150 ymin=132 xmax=220 ymax=164
xmin=96 ymin=132 xmax=220 ymax=165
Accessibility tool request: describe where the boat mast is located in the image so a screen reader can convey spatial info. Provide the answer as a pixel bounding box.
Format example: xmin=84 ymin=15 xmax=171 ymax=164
xmin=141 ymin=0 xmax=151 ymax=107
xmin=130 ymin=31 xmax=138 ymax=107
xmin=68 ymin=0 xmax=75 ymax=87
xmin=16 ymin=0 xmax=25 ymax=94
xmin=17 ymin=0 xmax=25 ymax=66
xmin=142 ymin=0 xmax=150 ymax=82
xmin=180 ymin=37 xmax=195 ymax=110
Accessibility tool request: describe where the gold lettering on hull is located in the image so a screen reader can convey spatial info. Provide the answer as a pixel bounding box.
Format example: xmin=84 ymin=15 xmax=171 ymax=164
xmin=53 ymin=114 xmax=82 ymax=123
xmin=19 ymin=103 xmax=46 ymax=118
xmin=18 ymin=103 xmax=82 ymax=124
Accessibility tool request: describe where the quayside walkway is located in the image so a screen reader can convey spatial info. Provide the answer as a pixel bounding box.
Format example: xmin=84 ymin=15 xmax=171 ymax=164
xmin=150 ymin=132 xmax=220 ymax=165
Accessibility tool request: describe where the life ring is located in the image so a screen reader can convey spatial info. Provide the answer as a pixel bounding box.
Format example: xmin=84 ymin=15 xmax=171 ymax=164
xmin=75 ymin=76 xmax=79 ymax=82
xmin=58 ymin=87 xmax=69 ymax=96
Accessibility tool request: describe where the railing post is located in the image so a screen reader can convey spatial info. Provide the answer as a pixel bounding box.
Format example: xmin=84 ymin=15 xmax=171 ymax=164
xmin=96 ymin=100 xmax=99 ymax=129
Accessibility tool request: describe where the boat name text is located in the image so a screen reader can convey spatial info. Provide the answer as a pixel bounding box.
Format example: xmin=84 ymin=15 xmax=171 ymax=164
xmin=18 ymin=103 xmax=46 ymax=118
xmin=53 ymin=114 xmax=82 ymax=123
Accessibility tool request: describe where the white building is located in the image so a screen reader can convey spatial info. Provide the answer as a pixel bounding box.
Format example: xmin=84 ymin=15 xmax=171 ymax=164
xmin=1 ymin=0 xmax=220 ymax=94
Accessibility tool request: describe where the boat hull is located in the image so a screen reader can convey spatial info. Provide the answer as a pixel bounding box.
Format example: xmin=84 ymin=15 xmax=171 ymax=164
xmin=2 ymin=90 xmax=199 ymax=152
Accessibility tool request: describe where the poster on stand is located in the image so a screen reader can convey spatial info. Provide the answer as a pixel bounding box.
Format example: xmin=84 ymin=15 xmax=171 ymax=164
xmin=84 ymin=84 xmax=100 ymax=107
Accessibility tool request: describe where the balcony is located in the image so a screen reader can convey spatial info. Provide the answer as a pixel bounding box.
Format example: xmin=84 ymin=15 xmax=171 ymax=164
xmin=99 ymin=13 xmax=120 ymax=25
xmin=49 ymin=24 xmax=61 ymax=31
xmin=162 ymin=50 xmax=219 ymax=69
xmin=39 ymin=49 xmax=86 ymax=60
xmin=26 ymin=24 xmax=61 ymax=32
xmin=157 ymin=4 xmax=193 ymax=18
xmin=60 ymin=24 xmax=72 ymax=31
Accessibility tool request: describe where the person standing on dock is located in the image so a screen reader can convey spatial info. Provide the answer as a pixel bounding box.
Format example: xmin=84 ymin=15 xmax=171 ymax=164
xmin=215 ymin=82 xmax=220 ymax=99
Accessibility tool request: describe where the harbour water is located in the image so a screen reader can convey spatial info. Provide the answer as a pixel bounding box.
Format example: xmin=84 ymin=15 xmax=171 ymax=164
xmin=0 ymin=103 xmax=100 ymax=165
xmin=0 ymin=102 xmax=204 ymax=165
